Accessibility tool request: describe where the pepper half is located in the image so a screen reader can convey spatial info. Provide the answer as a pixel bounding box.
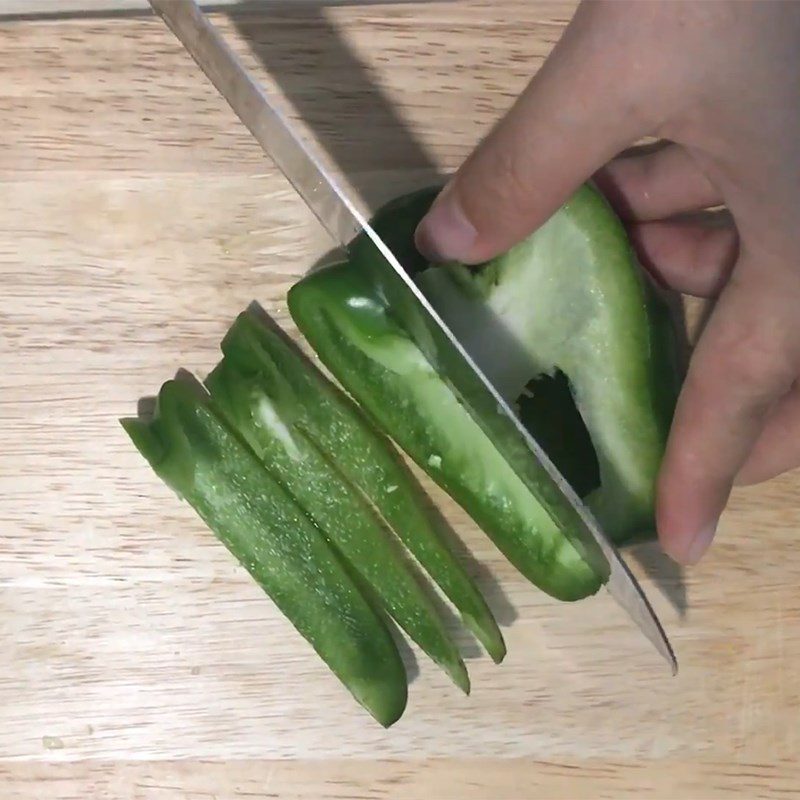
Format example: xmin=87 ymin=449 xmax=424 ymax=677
xmin=288 ymin=184 xmax=682 ymax=601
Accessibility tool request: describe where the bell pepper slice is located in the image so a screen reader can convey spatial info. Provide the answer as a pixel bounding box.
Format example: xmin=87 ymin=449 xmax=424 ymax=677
xmin=121 ymin=378 xmax=407 ymax=726
xmin=205 ymin=344 xmax=470 ymax=693
xmin=210 ymin=311 xmax=504 ymax=664
xmin=288 ymin=184 xmax=681 ymax=601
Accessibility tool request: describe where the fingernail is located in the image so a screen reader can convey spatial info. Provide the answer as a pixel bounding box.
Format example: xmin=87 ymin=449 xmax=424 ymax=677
xmin=415 ymin=191 xmax=477 ymax=262
xmin=685 ymin=521 xmax=718 ymax=565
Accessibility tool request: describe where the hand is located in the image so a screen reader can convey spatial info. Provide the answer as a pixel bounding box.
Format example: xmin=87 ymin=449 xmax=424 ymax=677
xmin=414 ymin=0 xmax=800 ymax=566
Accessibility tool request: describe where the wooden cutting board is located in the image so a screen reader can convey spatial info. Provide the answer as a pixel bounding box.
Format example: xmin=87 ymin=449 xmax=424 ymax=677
xmin=1 ymin=2 xmax=797 ymax=797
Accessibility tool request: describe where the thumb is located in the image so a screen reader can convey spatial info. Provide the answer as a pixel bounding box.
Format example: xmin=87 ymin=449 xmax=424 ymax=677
xmin=415 ymin=1 xmax=666 ymax=264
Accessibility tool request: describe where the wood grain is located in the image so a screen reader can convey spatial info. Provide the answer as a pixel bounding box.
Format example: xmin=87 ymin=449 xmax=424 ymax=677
xmin=0 ymin=2 xmax=798 ymax=797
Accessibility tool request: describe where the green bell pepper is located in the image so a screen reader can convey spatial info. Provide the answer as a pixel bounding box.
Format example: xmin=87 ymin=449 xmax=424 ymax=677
xmin=121 ymin=379 xmax=407 ymax=726
xmin=123 ymin=179 xmax=682 ymax=723
xmin=288 ymin=184 xmax=681 ymax=602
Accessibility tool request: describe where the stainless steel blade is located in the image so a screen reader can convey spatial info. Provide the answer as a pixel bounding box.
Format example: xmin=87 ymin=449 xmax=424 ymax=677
xmin=149 ymin=0 xmax=677 ymax=674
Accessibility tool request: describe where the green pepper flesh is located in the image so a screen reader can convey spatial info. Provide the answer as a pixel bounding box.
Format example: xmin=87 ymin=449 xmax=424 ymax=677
xmin=206 ymin=341 xmax=471 ymax=693
xmin=288 ymin=265 xmax=601 ymax=600
xmin=289 ymin=183 xmax=682 ymax=601
xmin=121 ymin=379 xmax=407 ymax=726
xmin=215 ymin=312 xmax=505 ymax=663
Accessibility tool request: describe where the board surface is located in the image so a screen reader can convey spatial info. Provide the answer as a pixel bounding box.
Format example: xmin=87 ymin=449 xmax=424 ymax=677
xmin=1 ymin=2 xmax=798 ymax=797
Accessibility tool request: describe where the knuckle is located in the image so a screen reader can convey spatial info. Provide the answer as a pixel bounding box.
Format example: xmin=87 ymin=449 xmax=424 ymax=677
xmin=709 ymin=321 xmax=795 ymax=399
xmin=457 ymin=142 xmax=537 ymax=244
xmin=486 ymin=146 xmax=534 ymax=212
xmin=664 ymin=439 xmax=708 ymax=485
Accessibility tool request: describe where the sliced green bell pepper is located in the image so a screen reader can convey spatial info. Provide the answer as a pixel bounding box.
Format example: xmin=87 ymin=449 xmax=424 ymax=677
xmin=212 ymin=311 xmax=505 ymax=664
xmin=121 ymin=379 xmax=407 ymax=726
xmin=205 ymin=328 xmax=470 ymax=692
xmin=288 ymin=184 xmax=681 ymax=602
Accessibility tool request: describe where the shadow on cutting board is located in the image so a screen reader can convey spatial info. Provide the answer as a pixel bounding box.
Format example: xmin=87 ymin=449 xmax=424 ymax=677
xmin=229 ymin=4 xmax=688 ymax=619
xmin=230 ymin=3 xmax=445 ymax=213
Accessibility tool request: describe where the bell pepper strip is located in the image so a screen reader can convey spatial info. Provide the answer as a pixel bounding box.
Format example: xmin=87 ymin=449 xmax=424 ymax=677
xmin=120 ymin=378 xmax=407 ymax=727
xmin=288 ymin=184 xmax=681 ymax=601
xmin=205 ymin=351 xmax=470 ymax=693
xmin=214 ymin=311 xmax=505 ymax=664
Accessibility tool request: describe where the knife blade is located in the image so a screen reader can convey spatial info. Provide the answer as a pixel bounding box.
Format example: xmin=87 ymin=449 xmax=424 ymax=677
xmin=148 ymin=0 xmax=677 ymax=674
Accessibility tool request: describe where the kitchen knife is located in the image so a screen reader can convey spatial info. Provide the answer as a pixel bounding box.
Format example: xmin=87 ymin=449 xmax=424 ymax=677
xmin=148 ymin=0 xmax=677 ymax=674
